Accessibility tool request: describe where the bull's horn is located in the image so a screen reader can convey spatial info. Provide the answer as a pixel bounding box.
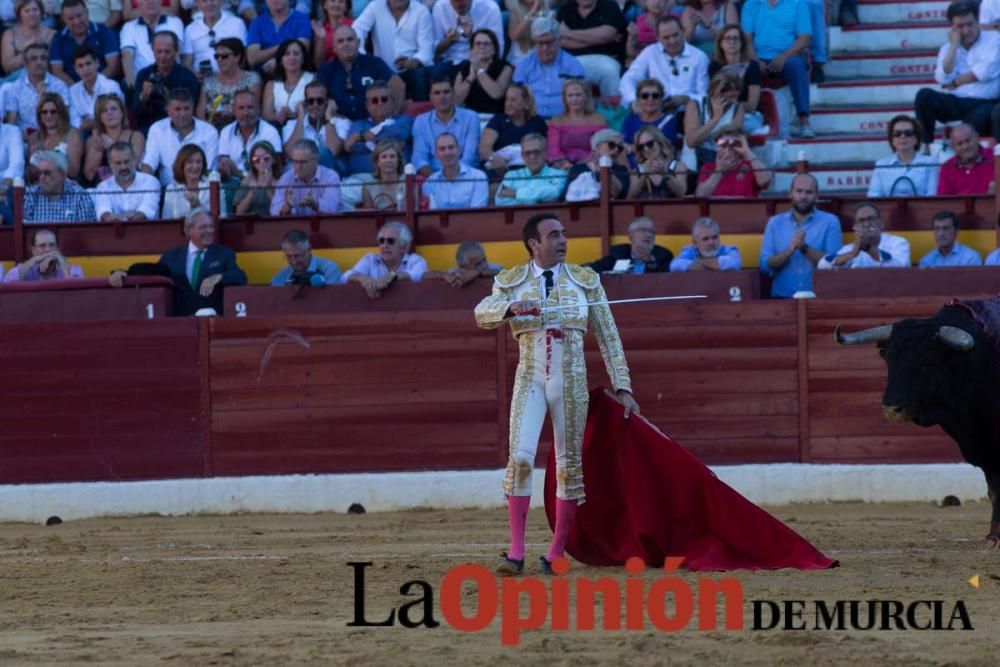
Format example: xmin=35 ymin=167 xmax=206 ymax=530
xmin=937 ymin=326 xmax=974 ymax=351
xmin=834 ymin=324 xmax=893 ymax=345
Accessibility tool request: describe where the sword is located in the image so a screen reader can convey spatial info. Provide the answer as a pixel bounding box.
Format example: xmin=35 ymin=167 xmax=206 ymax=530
xmin=539 ymin=294 xmax=708 ymax=313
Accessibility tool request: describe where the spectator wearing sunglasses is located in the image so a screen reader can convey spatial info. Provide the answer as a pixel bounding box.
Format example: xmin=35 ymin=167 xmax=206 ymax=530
xmin=282 ymin=81 xmax=343 ymax=170
xmin=867 ymin=115 xmax=939 ymax=198
xmin=620 ymin=16 xmax=709 ymax=110
xmin=344 ymin=82 xmax=413 ymax=175
xmin=342 ymin=221 xmax=429 ymax=298
xmin=694 ymin=125 xmax=770 ymax=197
xmin=564 ymin=128 xmax=630 ymax=201
xmin=196 ymin=39 xmax=262 ymax=130
xmin=316 ymin=25 xmax=406 ymax=122
xmin=182 ymin=0 xmax=247 ymax=77
xmin=620 ymin=78 xmax=680 ymax=148
xmin=629 ymin=124 xmax=688 ymax=199
xmin=217 ymin=90 xmax=283 ymax=180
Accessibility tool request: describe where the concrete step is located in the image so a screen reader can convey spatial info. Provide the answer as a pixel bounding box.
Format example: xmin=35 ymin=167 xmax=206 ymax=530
xmin=809 ymin=105 xmax=914 ymax=135
xmin=810 ymin=78 xmax=932 ymax=107
xmin=826 ymin=50 xmax=936 ymax=80
xmin=856 ymin=0 xmax=949 ymax=25
xmin=772 ymin=165 xmax=873 ymax=193
xmin=829 ymin=23 xmax=947 ymax=52
xmin=781 ymin=135 xmax=901 ymax=164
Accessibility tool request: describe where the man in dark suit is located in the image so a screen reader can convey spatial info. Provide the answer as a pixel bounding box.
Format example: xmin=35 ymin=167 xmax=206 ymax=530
xmin=589 ymin=216 xmax=673 ymax=274
xmin=156 ymin=208 xmax=247 ymax=315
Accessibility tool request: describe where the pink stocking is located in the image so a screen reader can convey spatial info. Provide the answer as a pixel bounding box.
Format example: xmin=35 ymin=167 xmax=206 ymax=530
xmin=506 ymin=495 xmax=531 ymax=560
xmin=546 ymin=498 xmax=578 ymax=561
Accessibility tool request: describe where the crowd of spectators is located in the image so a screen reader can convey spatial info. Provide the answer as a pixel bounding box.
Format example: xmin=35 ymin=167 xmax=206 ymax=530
xmin=0 ymin=0 xmax=852 ymax=228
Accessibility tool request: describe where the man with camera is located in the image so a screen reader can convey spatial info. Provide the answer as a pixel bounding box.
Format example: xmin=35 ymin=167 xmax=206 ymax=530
xmin=431 ymin=0 xmax=504 ymax=82
xmin=817 ymin=201 xmax=911 ymax=270
xmin=3 ymin=229 xmax=84 ymax=283
xmin=132 ymin=32 xmax=200 ymax=133
xmin=271 ymin=229 xmax=342 ymax=286
xmin=694 ymin=126 xmax=771 ymax=198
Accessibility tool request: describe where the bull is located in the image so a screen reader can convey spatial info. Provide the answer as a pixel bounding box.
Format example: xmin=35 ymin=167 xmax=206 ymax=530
xmin=835 ymin=298 xmax=1000 ymax=545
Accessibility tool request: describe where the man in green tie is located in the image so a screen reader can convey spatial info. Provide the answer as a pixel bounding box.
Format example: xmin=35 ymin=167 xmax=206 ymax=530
xmin=152 ymin=208 xmax=248 ymax=315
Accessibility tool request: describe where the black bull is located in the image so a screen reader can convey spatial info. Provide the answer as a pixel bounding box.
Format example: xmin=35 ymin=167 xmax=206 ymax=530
xmin=836 ymin=298 xmax=1000 ymax=544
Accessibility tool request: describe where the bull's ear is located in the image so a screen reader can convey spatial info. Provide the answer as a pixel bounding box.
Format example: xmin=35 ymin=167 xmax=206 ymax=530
xmin=936 ymin=326 xmax=974 ymax=351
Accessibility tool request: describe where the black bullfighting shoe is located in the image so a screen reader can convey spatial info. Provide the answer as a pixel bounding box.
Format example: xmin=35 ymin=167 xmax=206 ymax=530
xmin=496 ymin=552 xmax=524 ymax=576
xmin=538 ymin=556 xmax=554 ymax=575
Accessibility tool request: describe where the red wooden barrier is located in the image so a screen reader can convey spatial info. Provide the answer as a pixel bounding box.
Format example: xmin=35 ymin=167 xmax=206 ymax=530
xmin=0 ymin=318 xmax=202 ymax=484
xmin=0 ymin=277 xmax=173 ymax=322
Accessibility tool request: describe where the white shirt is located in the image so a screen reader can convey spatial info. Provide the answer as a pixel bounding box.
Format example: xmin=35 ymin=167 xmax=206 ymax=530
xmin=353 ymin=0 xmax=435 ymax=71
xmin=69 ymin=74 xmax=125 ymax=122
xmin=142 ymin=117 xmax=220 ymax=186
xmin=218 ymin=119 xmax=283 ymax=174
xmin=0 ymin=123 xmax=24 ymax=182
xmin=163 ymin=177 xmax=228 ymax=218
xmin=981 ymin=0 xmax=1000 ymax=25
xmin=867 ymin=153 xmax=939 ymax=197
xmin=431 ymin=0 xmax=504 ymax=65
xmin=341 ymin=251 xmax=429 ymax=282
xmin=94 ymin=171 xmax=161 ymax=219
xmin=817 ymin=233 xmax=911 ymax=269
xmin=619 ymin=41 xmax=710 ymax=106
xmin=281 ymin=115 xmax=351 ymax=146
xmin=182 ymin=12 xmax=247 ymax=74
xmin=121 ymin=15 xmax=186 ymax=75
xmin=934 ymin=30 xmax=1000 ymax=100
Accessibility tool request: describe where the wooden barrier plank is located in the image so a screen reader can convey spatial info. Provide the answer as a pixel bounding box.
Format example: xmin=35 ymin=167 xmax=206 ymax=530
xmin=809 ymin=435 xmax=960 ymax=462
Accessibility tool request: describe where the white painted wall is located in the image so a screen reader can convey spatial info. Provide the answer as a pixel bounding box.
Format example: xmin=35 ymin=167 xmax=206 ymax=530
xmin=0 ymin=464 xmax=985 ymax=523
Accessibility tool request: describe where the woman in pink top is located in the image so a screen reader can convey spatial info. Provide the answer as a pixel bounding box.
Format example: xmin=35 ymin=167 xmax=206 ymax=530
xmin=547 ymin=78 xmax=607 ymax=169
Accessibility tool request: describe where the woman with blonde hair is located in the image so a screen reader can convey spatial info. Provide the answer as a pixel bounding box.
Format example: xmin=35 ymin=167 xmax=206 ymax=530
xmin=83 ymin=94 xmax=145 ymax=185
xmin=1 ymin=0 xmax=54 ymax=77
xmin=162 ymin=145 xmax=228 ymax=218
xmin=27 ymin=93 xmax=83 ymax=182
xmin=628 ymin=124 xmax=688 ymax=199
xmin=478 ymin=83 xmax=548 ymax=174
xmin=233 ymin=141 xmax=282 ymax=216
xmin=361 ymin=140 xmax=408 ymax=211
xmin=547 ymin=78 xmax=607 ymax=169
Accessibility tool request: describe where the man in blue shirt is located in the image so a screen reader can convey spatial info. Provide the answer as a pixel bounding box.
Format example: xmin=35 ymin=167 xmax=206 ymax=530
xmin=343 ymin=81 xmax=413 ymax=175
xmin=422 ymin=132 xmax=489 ymax=208
xmin=49 ymin=0 xmax=121 ymax=84
xmin=670 ymin=217 xmax=743 ymax=271
xmin=511 ymin=17 xmax=586 ymax=118
xmin=246 ymin=0 xmax=311 ymax=73
xmin=411 ymin=77 xmax=480 ymax=176
xmin=759 ymin=173 xmax=843 ymax=297
xmin=271 ymin=229 xmax=342 ymax=286
xmin=741 ymin=0 xmax=814 ymax=137
xmin=317 ymin=26 xmax=405 ymax=122
xmin=918 ymin=210 xmax=983 ymax=267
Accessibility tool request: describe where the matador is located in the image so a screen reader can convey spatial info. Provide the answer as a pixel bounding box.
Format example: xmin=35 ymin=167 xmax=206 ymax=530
xmin=474 ymin=212 xmax=640 ymax=575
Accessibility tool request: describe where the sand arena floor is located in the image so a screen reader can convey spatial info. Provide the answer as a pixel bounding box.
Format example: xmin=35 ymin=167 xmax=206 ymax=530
xmin=1 ymin=501 xmax=999 ymax=666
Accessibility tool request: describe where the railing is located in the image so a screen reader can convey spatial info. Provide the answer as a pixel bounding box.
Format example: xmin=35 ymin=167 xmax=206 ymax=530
xmin=3 ymin=153 xmax=999 ymax=262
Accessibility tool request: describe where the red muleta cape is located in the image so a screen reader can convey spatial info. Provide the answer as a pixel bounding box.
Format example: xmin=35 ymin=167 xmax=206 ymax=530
xmin=544 ymin=389 xmax=838 ymax=571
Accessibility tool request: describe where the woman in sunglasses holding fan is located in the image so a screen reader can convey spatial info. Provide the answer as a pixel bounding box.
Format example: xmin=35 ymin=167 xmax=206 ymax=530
xmin=628 ymin=125 xmax=688 ymax=199
xmin=867 ymin=115 xmax=939 ymax=197
xmin=197 ymin=38 xmax=262 ymax=130
xmin=621 ymin=78 xmax=680 ymax=151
